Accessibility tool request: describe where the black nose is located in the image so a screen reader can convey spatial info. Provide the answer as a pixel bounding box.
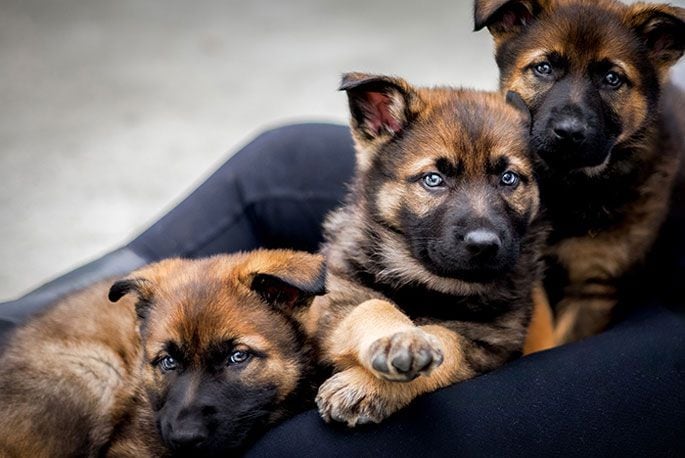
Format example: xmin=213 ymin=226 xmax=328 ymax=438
xmin=168 ymin=421 xmax=208 ymax=450
xmin=464 ymin=230 xmax=501 ymax=259
xmin=551 ymin=116 xmax=586 ymax=143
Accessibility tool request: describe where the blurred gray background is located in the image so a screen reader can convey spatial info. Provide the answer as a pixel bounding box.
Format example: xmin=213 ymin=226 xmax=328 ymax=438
xmin=1 ymin=0 xmax=684 ymax=300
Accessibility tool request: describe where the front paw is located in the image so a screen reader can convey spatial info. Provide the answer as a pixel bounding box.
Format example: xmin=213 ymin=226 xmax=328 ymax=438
xmin=366 ymin=329 xmax=443 ymax=382
xmin=316 ymin=369 xmax=395 ymax=427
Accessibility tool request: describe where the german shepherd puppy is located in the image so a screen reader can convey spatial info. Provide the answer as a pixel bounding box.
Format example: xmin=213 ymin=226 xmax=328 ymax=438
xmin=308 ymin=73 xmax=547 ymax=426
xmin=474 ymin=0 xmax=685 ymax=342
xmin=0 ymin=250 xmax=325 ymax=457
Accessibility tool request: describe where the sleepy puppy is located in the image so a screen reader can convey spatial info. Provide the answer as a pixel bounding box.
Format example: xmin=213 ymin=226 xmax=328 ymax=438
xmin=0 ymin=249 xmax=325 ymax=457
xmin=308 ymin=73 xmax=547 ymax=426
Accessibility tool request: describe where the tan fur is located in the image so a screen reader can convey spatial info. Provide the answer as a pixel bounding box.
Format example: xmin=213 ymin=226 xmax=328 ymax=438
xmin=316 ymin=322 xmax=469 ymax=427
xmin=523 ymin=284 xmax=556 ymax=354
xmin=0 ymin=284 xmax=141 ymax=457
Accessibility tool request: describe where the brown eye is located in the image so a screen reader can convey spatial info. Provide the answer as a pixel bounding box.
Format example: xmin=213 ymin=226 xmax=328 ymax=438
xmin=604 ymin=71 xmax=623 ymax=88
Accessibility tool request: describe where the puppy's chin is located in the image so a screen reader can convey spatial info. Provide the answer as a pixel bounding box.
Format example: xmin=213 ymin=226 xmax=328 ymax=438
xmin=420 ymin=253 xmax=516 ymax=284
xmin=157 ymin=409 xmax=262 ymax=456
xmin=532 ymin=138 xmax=613 ymax=172
xmin=538 ymin=150 xmax=611 ymax=172
xmin=426 ymin=264 xmax=509 ymax=284
xmin=162 ymin=429 xmax=250 ymax=457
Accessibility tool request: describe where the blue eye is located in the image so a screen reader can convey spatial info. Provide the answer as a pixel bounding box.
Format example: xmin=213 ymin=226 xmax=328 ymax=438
xmin=159 ymin=355 xmax=178 ymax=372
xmin=422 ymin=173 xmax=444 ymax=188
xmin=228 ymin=350 xmax=251 ymax=365
xmin=604 ymin=71 xmax=623 ymax=88
xmin=500 ymin=171 xmax=520 ymax=187
xmin=534 ymin=62 xmax=552 ymax=76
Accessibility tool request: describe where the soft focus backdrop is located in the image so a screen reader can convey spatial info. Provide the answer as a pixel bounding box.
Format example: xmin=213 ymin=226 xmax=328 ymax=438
xmin=1 ymin=0 xmax=684 ymax=300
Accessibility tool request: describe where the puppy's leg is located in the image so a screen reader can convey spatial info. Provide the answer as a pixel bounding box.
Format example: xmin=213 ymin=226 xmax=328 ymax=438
xmin=317 ymin=319 xmax=471 ymax=426
xmin=318 ymin=299 xmax=478 ymax=426
xmin=324 ymin=299 xmax=444 ymax=382
xmin=551 ymin=231 xmax=639 ymax=343
xmin=523 ymin=284 xmax=556 ymax=354
xmin=554 ymin=293 xmax=616 ymax=344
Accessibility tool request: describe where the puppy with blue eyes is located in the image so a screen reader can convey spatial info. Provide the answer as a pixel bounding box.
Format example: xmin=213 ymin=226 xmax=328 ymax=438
xmin=309 ymin=73 xmax=548 ymax=426
xmin=0 ymin=250 xmax=325 ymax=457
xmin=474 ymin=0 xmax=685 ymax=343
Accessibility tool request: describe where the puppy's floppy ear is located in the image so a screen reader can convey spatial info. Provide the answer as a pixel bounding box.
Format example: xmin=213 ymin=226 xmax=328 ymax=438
xmin=108 ymin=258 xmax=184 ymax=321
xmin=340 ymin=72 xmax=422 ymax=144
xmin=506 ymin=90 xmax=532 ymax=130
xmin=246 ymin=250 xmax=326 ymax=311
xmin=474 ymin=0 xmax=543 ymax=38
xmin=109 ymin=277 xmax=154 ymax=320
xmin=251 ymin=273 xmax=325 ymax=310
xmin=626 ymin=4 xmax=685 ymax=71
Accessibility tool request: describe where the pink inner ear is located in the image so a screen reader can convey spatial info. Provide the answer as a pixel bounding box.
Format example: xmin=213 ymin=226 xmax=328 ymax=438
xmin=502 ymin=10 xmax=520 ymax=28
xmin=651 ymin=34 xmax=671 ymax=53
xmin=365 ymin=91 xmax=403 ymax=135
xmin=501 ymin=3 xmax=533 ymax=29
xmin=263 ymin=282 xmax=300 ymax=307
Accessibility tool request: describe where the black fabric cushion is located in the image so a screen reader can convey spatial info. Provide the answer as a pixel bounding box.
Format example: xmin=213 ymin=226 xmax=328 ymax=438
xmin=0 ymin=247 xmax=147 ymax=332
xmin=247 ymin=306 xmax=685 ymax=457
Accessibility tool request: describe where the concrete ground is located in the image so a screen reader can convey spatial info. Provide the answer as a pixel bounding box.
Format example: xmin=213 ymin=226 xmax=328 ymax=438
xmin=1 ymin=0 xmax=684 ymax=300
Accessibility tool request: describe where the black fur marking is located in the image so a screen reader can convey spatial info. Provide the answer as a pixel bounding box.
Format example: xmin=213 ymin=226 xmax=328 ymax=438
xmin=436 ymin=157 xmax=461 ymax=177
xmin=160 ymin=341 xmax=185 ymax=367
xmin=109 ymin=279 xmax=143 ymax=302
xmin=396 ymin=183 xmax=527 ymax=282
xmin=109 ymin=278 xmax=155 ymax=321
xmin=156 ymin=372 xmax=282 ymax=454
xmin=350 ymin=264 xmax=515 ymax=324
xmin=203 ymin=340 xmax=266 ymax=369
xmin=488 ymin=156 xmax=510 ymax=176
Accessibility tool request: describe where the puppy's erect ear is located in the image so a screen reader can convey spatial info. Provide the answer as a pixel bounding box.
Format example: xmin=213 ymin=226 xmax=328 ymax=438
xmin=246 ymin=250 xmax=326 ymax=311
xmin=626 ymin=4 xmax=685 ymax=71
xmin=109 ymin=277 xmax=154 ymax=320
xmin=340 ymin=72 xmax=422 ymax=144
xmin=474 ymin=0 xmax=543 ymax=39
